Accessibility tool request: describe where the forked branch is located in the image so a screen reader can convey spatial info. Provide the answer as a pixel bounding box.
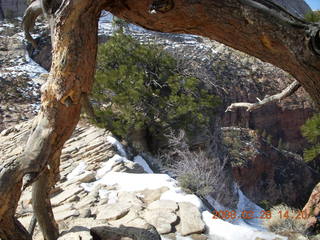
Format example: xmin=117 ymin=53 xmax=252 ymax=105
xmin=225 ymin=80 xmax=301 ymax=112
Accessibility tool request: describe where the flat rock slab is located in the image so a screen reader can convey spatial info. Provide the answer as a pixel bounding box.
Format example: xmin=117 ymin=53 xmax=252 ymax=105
xmin=135 ymin=187 xmax=169 ymax=204
xmin=58 ymin=230 xmax=92 ymax=240
xmin=178 ymin=202 xmax=205 ymax=236
xmin=55 ymin=209 xmax=80 ymax=222
xmin=147 ymin=200 xmax=178 ymax=211
xmin=51 ymin=186 xmax=83 ymax=206
xmin=96 ymin=202 xmax=131 ymax=220
xmin=143 ymin=209 xmax=177 ymax=234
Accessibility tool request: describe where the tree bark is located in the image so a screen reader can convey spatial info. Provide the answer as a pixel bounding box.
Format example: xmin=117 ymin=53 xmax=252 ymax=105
xmin=0 ymin=0 xmax=101 ymax=239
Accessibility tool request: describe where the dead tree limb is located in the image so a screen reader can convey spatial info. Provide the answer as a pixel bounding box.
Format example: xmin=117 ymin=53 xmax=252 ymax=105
xmin=22 ymin=0 xmax=42 ymax=48
xmin=225 ymin=80 xmax=302 ymax=112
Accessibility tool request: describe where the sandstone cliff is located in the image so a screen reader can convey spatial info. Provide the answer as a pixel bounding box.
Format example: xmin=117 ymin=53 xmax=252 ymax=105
xmin=0 ymin=0 xmax=27 ymax=19
xmin=272 ymin=0 xmax=312 ymax=17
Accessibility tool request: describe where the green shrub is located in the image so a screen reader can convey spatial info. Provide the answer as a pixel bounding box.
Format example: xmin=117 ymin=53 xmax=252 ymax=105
xmin=91 ymin=29 xmax=219 ymax=143
xmin=304 ymin=11 xmax=320 ymax=23
xmin=301 ymin=113 xmax=320 ymax=162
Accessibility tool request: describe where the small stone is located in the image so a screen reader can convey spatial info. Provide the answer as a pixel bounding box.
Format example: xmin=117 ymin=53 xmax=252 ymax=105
xmin=79 ymin=209 xmax=91 ymax=218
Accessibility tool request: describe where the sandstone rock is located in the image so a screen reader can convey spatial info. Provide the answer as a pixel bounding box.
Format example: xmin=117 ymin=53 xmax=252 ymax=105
xmin=0 ymin=0 xmax=27 ymax=19
xmin=53 ymin=203 xmax=74 ymax=214
xmin=75 ymin=195 xmax=97 ymax=209
xmin=147 ymin=200 xmax=178 ymax=212
xmin=303 ymin=182 xmax=320 ymax=218
xmin=142 ymin=209 xmax=177 ymax=234
xmin=111 ymin=160 xmax=145 ymax=174
xmin=228 ymin=127 xmax=320 ymax=208
xmin=136 ymin=187 xmax=169 ymax=204
xmin=117 ymin=191 xmax=144 ymax=207
xmin=62 ymin=171 xmax=96 ymax=188
xmin=79 ymin=209 xmax=92 ymax=218
xmin=55 ymin=209 xmax=80 ymax=222
xmin=177 ymin=202 xmax=205 ymax=236
xmin=58 ymin=227 xmax=92 ymax=240
xmin=109 ymin=209 xmax=141 ymax=227
xmin=51 ymin=186 xmax=83 ymax=206
xmin=96 ymin=203 xmax=131 ymax=220
xmin=18 ymin=215 xmax=33 ymax=229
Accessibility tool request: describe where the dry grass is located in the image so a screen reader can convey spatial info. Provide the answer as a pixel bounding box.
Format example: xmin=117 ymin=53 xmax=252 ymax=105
xmin=159 ymin=130 xmax=229 ymax=198
xmin=263 ymin=204 xmax=308 ymax=234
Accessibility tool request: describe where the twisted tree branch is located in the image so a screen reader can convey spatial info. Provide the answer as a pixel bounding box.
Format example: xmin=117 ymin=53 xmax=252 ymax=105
xmin=225 ymin=80 xmax=301 ymax=112
xmin=22 ymin=0 xmax=42 ymax=48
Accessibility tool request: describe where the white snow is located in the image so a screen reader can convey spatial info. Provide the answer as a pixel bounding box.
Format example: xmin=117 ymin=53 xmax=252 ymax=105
xmin=67 ymin=162 xmax=87 ymax=180
xmin=0 ymin=52 xmax=47 ymax=79
xmin=203 ymin=211 xmax=287 ymax=240
xmin=79 ymin=148 xmax=288 ymax=240
xmin=133 ymin=155 xmax=154 ymax=173
xmin=96 ymin=154 xmax=130 ymax=178
xmin=2 ymin=23 xmax=14 ymax=28
xmin=160 ymin=190 xmax=204 ymax=210
xmin=106 ymin=136 xmax=127 ymax=157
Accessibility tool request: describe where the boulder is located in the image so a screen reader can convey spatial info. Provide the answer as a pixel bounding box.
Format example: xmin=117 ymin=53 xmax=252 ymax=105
xmin=95 ymin=203 xmax=131 ymax=221
xmin=147 ymin=200 xmax=178 ymax=212
xmin=177 ymin=202 xmax=205 ymax=236
xmin=136 ymin=187 xmax=169 ymax=204
xmin=142 ymin=209 xmax=178 ymax=234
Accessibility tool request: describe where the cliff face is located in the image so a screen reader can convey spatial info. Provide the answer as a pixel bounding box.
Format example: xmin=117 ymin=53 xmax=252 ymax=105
xmin=224 ymin=127 xmax=320 ymax=208
xmin=0 ymin=0 xmax=27 ymax=20
xmin=272 ymin=0 xmax=312 ymax=17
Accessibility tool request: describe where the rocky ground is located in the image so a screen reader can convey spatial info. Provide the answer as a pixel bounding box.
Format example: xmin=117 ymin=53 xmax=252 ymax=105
xmin=0 ymin=18 xmax=46 ymax=132
xmin=0 ymin=120 xmax=286 ymax=240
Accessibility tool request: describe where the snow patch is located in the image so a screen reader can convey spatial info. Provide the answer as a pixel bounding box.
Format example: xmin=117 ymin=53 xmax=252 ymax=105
xmin=160 ymin=190 xmax=204 ymax=210
xmin=67 ymin=162 xmax=87 ymax=180
xmin=133 ymin=155 xmax=153 ymax=173
xmin=203 ymin=211 xmax=287 ymax=240
xmin=106 ymin=136 xmax=127 ymax=157
xmin=96 ymin=154 xmax=130 ymax=178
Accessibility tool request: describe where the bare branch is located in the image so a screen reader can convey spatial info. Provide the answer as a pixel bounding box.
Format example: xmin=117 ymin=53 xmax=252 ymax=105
xmin=225 ymin=80 xmax=301 ymax=112
xmin=22 ymin=0 xmax=43 ymax=48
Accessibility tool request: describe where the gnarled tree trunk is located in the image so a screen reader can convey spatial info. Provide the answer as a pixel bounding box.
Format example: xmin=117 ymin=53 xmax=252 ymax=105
xmin=0 ymin=0 xmax=320 ymax=239
xmin=0 ymin=0 xmax=101 ymax=239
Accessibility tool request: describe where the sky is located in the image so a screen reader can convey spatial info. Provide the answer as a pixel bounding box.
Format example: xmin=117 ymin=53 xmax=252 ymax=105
xmin=305 ymin=0 xmax=320 ymax=10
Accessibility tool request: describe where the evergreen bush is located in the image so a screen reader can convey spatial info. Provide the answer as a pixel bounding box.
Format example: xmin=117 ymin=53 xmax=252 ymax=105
xmin=304 ymin=11 xmax=320 ymax=23
xmin=91 ymin=29 xmax=220 ymax=145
